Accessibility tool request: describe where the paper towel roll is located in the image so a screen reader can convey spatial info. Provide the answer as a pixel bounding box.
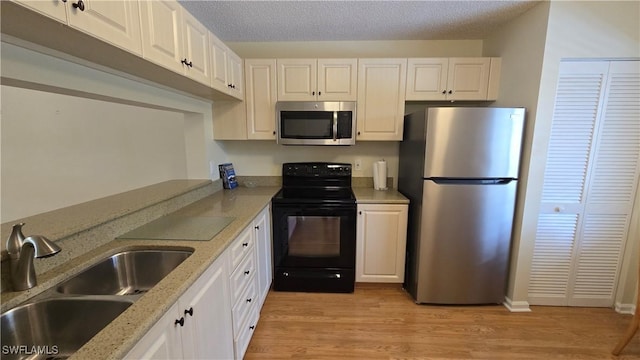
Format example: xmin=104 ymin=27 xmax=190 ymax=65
xmin=373 ymin=160 xmax=387 ymax=190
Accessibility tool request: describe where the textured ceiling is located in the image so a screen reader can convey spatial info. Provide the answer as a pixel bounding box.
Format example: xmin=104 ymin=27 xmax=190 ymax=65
xmin=178 ymin=1 xmax=540 ymax=42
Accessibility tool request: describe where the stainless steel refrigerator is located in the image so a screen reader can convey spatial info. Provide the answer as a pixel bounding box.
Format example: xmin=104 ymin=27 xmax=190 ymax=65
xmin=399 ymin=107 xmax=525 ymax=304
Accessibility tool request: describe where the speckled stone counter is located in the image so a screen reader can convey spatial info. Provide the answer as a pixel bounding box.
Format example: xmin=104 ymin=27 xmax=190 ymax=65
xmin=1 ymin=183 xmax=279 ymax=360
xmin=353 ymin=187 xmax=410 ymax=204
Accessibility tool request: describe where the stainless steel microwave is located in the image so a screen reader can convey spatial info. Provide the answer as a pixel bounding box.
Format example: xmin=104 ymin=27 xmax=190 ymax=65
xmin=276 ymin=101 xmax=356 ymax=145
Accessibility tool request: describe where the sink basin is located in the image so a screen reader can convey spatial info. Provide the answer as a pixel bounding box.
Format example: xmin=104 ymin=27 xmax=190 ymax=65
xmin=1 ymin=298 xmax=132 ymax=360
xmin=56 ymin=249 xmax=193 ymax=296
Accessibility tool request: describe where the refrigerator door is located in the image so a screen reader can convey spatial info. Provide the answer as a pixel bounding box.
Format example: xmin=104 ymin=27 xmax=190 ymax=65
xmin=415 ymin=179 xmax=517 ymax=304
xmin=423 ymin=107 xmax=525 ymax=179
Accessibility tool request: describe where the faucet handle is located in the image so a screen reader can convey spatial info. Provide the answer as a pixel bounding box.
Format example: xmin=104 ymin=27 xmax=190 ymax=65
xmin=24 ymin=235 xmax=61 ymax=258
xmin=7 ymin=223 xmax=26 ymax=256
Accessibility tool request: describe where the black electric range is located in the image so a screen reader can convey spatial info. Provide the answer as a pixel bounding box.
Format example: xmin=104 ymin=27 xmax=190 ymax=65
xmin=271 ymin=162 xmax=357 ymax=293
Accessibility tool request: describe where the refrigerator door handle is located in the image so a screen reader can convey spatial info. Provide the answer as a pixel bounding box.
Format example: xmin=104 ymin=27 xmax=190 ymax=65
xmin=429 ymin=178 xmax=516 ymax=185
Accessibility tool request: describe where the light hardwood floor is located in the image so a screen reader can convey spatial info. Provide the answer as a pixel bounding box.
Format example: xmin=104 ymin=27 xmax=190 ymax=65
xmin=245 ymin=283 xmax=639 ymax=359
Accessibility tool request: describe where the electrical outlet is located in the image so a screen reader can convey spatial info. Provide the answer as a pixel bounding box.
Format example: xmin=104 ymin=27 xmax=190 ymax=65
xmin=354 ymin=159 xmax=362 ymax=171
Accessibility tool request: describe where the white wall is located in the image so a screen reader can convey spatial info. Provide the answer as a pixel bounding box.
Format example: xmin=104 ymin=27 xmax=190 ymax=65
xmin=0 ymin=42 xmax=224 ymax=222
xmin=219 ymin=141 xmax=398 ymax=183
xmin=227 ymin=40 xmax=483 ymax=58
xmin=485 ymin=0 xmax=640 ymax=307
xmin=483 ymin=1 xmax=551 ymax=309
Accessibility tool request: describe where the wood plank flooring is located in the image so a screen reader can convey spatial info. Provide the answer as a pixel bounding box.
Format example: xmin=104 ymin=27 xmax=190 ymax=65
xmin=245 ymin=283 xmax=639 ymax=359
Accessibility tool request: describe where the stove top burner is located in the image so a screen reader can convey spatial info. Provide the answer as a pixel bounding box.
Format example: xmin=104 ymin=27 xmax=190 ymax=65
xmin=274 ymin=162 xmax=355 ymax=205
xmin=272 ymin=187 xmax=356 ymax=204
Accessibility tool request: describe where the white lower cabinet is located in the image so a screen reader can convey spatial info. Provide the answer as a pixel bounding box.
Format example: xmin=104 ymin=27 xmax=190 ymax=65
xmin=126 ymin=205 xmax=273 ymax=360
xmin=356 ymin=203 xmax=408 ymax=283
xmin=124 ymin=253 xmax=234 ymax=359
xmin=254 ymin=205 xmax=272 ymax=308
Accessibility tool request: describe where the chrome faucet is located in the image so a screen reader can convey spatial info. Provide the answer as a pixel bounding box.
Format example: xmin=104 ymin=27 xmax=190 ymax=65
xmin=6 ymin=223 xmax=61 ymax=291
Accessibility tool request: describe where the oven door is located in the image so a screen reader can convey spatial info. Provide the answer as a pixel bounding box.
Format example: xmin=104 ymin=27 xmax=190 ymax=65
xmin=272 ymin=202 xmax=356 ymax=270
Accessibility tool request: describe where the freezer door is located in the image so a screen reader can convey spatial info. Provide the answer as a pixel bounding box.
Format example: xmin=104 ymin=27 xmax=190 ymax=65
xmin=415 ymin=179 xmax=517 ymax=304
xmin=424 ymin=107 xmax=525 ymax=178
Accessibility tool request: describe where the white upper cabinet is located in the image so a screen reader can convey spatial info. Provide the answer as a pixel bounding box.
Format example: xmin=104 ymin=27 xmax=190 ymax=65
xmin=13 ymin=0 xmax=142 ymax=55
xmin=357 ymin=58 xmax=407 ymax=141
xmin=245 ymin=59 xmax=277 ymax=140
xmin=277 ymin=59 xmax=357 ymax=101
xmin=181 ymin=9 xmax=211 ymax=85
xmin=139 ymin=0 xmax=210 ymax=85
xmin=277 ymin=59 xmax=317 ymax=101
xmin=210 ymin=33 xmax=244 ymax=100
xmin=317 ymin=59 xmax=358 ymax=101
xmin=406 ymin=57 xmax=501 ymax=101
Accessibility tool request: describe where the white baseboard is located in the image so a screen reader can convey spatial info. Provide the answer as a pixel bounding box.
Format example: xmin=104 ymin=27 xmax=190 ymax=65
xmin=615 ymin=302 xmax=636 ymax=315
xmin=503 ymin=296 xmax=532 ymax=312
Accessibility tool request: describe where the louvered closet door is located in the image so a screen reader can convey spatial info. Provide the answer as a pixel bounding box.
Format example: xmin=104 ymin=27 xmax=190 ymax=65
xmin=529 ymin=61 xmax=640 ymax=307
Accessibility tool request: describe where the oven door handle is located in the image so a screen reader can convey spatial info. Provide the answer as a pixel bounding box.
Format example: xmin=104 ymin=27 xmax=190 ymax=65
xmin=332 ymin=111 xmax=338 ymax=142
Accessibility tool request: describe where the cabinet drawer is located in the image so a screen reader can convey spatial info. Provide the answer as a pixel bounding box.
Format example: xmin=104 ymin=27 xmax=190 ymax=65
xmin=234 ymin=307 xmax=259 ymax=360
xmin=229 ymin=226 xmax=254 ymax=271
xmin=232 ymin=278 xmax=257 ymax=338
xmin=230 ymin=251 xmax=256 ymax=302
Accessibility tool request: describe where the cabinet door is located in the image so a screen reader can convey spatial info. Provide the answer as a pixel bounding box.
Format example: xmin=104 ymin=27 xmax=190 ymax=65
xmin=405 ymin=58 xmax=448 ymax=101
xmin=356 ymin=204 xmax=408 ymax=283
xmin=123 ymin=302 xmax=183 ymax=360
xmin=245 ymin=59 xmax=277 ymax=140
xmin=210 ymin=34 xmax=229 ymax=93
xmin=11 ymin=0 xmax=67 ymax=22
xmin=277 ymin=59 xmax=317 ymax=101
xmin=254 ymin=205 xmax=272 ymax=307
xmin=181 ymin=8 xmax=210 ymax=85
xmin=227 ymin=51 xmax=244 ymax=99
xmin=66 ymin=0 xmax=142 ymax=55
xmin=317 ymin=59 xmax=357 ymax=101
xmin=446 ymin=57 xmax=490 ymax=101
xmin=139 ymin=0 xmax=184 ymax=74
xmin=180 ymin=254 xmax=235 ymax=360
xmin=356 ymin=59 xmax=407 ymax=141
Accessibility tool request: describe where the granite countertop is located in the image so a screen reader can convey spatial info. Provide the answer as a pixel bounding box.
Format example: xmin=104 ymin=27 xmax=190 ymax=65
xmin=72 ymin=186 xmax=279 ymax=359
xmin=353 ymin=187 xmax=410 ymax=204
xmin=2 ymin=185 xmax=279 ymax=360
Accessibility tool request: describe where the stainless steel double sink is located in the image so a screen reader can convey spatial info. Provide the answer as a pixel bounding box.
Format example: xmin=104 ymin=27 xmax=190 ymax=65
xmin=1 ymin=248 xmax=193 ymax=360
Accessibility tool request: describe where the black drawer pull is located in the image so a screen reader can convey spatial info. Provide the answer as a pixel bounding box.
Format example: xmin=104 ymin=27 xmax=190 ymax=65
xmin=175 ymin=317 xmax=184 ymax=327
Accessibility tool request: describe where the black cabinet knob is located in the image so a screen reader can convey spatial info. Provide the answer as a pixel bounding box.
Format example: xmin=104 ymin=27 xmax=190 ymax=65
xmin=318 ymin=91 xmax=321 ymax=96
xmin=61 ymin=0 xmax=67 ymax=3
xmin=246 ymin=298 xmax=252 ymax=303
xmin=244 ymin=270 xmax=250 ymax=275
xmin=312 ymin=91 xmax=315 ymax=95
xmin=442 ymin=90 xmax=446 ymax=94
xmin=272 ymin=131 xmax=276 ymax=135
xmin=184 ymin=307 xmax=194 ymax=317
xmin=448 ymin=90 xmax=453 ymax=94
xmin=72 ymin=0 xmax=85 ymax=11
xmin=175 ymin=317 xmax=185 ymax=327
xmin=242 ymin=242 xmax=248 ymax=247
xmin=249 ymin=325 xmax=255 ymax=330
xmin=254 ymin=225 xmax=260 ymax=230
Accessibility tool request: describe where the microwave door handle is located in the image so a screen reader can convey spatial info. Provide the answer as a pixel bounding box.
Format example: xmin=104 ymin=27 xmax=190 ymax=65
xmin=332 ymin=111 xmax=338 ymax=142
